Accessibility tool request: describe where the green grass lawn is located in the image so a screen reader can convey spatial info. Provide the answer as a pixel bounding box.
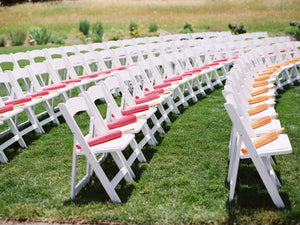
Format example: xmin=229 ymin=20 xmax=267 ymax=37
xmin=0 ymin=81 xmax=299 ymax=224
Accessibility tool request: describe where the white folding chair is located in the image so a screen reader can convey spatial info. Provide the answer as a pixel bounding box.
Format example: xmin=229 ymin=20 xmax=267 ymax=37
xmin=58 ymin=96 xmax=136 ymax=203
xmin=10 ymin=68 xmax=61 ymax=126
xmin=80 ymin=83 xmax=151 ymax=162
xmin=0 ymin=87 xmax=28 ymax=163
xmin=224 ymin=92 xmax=292 ymax=208
xmin=102 ymin=74 xmax=165 ymax=136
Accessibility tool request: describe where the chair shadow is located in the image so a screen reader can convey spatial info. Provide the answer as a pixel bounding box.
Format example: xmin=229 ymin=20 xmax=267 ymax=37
xmin=3 ymin=121 xmax=60 ymax=162
xmin=63 ymin=151 xmax=152 ymax=205
xmin=224 ymin=159 xmax=292 ymax=223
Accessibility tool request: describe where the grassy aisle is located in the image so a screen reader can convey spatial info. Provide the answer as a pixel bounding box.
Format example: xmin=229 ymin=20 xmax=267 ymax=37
xmin=0 ymin=85 xmax=299 ymax=224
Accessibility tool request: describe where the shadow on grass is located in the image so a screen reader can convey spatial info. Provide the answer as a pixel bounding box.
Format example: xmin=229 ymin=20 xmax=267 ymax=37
xmin=3 ymin=121 xmax=60 ymax=162
xmin=225 ymin=159 xmax=292 ymax=223
xmin=63 ymin=152 xmax=153 ymax=205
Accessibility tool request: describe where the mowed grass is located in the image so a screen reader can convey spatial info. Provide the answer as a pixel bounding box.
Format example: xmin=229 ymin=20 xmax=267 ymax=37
xmin=0 ymin=82 xmax=299 ymax=224
xmin=0 ymin=0 xmax=300 ymax=37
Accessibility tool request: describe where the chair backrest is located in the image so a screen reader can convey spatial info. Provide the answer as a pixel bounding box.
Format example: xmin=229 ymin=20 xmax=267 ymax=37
xmin=89 ymin=42 xmax=108 ymax=52
xmin=48 ymin=58 xmax=77 ymax=82
xmin=9 ymin=68 xmax=41 ymax=96
xmin=105 ymin=40 xmax=122 ymax=50
xmin=75 ymin=44 xmax=91 ymax=54
xmin=10 ymin=52 xmax=31 ymax=69
xmin=66 ymin=54 xmax=91 ymax=77
xmin=134 ymin=37 xmax=149 ymax=45
xmin=0 ymin=71 xmax=16 ymax=101
xmin=111 ymin=47 xmax=133 ymax=67
xmin=27 ymin=61 xmax=60 ymax=88
xmin=147 ymin=36 xmax=162 ymax=44
xmin=97 ymin=50 xmax=117 ymax=70
xmin=0 ymin=54 xmax=14 ymax=72
xmin=44 ymin=47 xmax=64 ymax=60
xmin=27 ymin=49 xmax=47 ymax=64
xmin=81 ymin=51 xmax=102 ymax=73
xmin=125 ymin=45 xmax=144 ymax=63
xmin=147 ymin=43 xmax=162 ymax=57
xmin=59 ymin=96 xmax=107 ymax=151
xmin=127 ymin=65 xmax=154 ymax=96
xmin=120 ymin=39 xmax=136 ymax=48
xmin=82 ymin=83 xmax=122 ymax=122
xmin=103 ymin=74 xmax=136 ymax=110
xmin=61 ymin=45 xmax=79 ymax=57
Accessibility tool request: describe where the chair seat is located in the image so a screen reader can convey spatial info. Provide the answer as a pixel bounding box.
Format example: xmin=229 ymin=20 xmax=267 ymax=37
xmin=42 ymin=83 xmax=66 ymax=91
xmin=107 ymin=114 xmax=137 ymax=129
xmin=76 ymin=130 xmax=122 ymax=150
xmin=121 ymin=104 xmax=149 ymax=116
xmin=153 ymin=82 xmax=172 ymax=89
xmin=241 ymin=134 xmax=292 ymax=159
xmin=4 ymin=97 xmax=32 ymax=106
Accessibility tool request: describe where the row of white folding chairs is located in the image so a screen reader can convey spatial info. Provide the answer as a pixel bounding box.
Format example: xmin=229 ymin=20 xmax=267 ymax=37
xmin=0 ymin=35 xmax=294 ymax=163
xmin=0 ymin=54 xmax=131 ymax=163
xmin=57 ymin=46 xmax=238 ymax=202
xmin=58 ymin=40 xmax=294 ymax=202
xmin=0 ymin=32 xmax=271 ymax=73
xmin=222 ymin=49 xmax=300 ymax=208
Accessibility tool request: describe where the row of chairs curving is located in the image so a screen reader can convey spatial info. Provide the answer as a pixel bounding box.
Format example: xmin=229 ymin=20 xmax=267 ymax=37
xmin=0 ymin=31 xmax=274 ymax=164
xmin=55 ymin=36 xmax=298 ymax=203
xmin=222 ymin=44 xmax=300 ymax=208
xmin=0 ymin=31 xmax=298 ymax=204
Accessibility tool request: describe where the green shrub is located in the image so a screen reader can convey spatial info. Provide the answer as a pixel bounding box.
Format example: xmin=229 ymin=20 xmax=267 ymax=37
xmin=108 ymin=28 xmax=123 ymax=41
xmin=0 ymin=36 xmax=6 ymax=47
xmin=149 ymin=23 xmax=158 ymax=32
xmin=179 ymin=22 xmax=193 ymax=34
xmin=50 ymin=32 xmax=67 ymax=45
xmin=286 ymin=21 xmax=300 ymax=41
xmin=284 ymin=26 xmax=298 ymax=35
xmin=9 ymin=30 xmax=26 ymax=46
xmin=91 ymin=22 xmax=104 ymax=42
xmin=183 ymin=22 xmax=194 ymax=33
xmin=228 ymin=22 xmax=247 ymax=34
xmin=129 ymin=21 xmax=139 ymax=38
xmin=29 ymin=27 xmax=52 ymax=45
xmin=79 ymin=19 xmax=90 ymax=36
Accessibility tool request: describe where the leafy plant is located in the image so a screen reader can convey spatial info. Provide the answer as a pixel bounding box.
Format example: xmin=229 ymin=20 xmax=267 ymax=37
xmin=129 ymin=21 xmax=139 ymax=38
xmin=50 ymin=32 xmax=67 ymax=45
xmin=149 ymin=22 xmax=158 ymax=32
xmin=108 ymin=28 xmax=123 ymax=41
xmin=9 ymin=30 xmax=26 ymax=46
xmin=79 ymin=19 xmax=90 ymax=36
xmin=183 ymin=21 xmax=194 ymax=33
xmin=179 ymin=22 xmax=194 ymax=34
xmin=0 ymin=36 xmax=6 ymax=47
xmin=91 ymin=22 xmax=104 ymax=43
xmin=29 ymin=27 xmax=52 ymax=45
xmin=228 ymin=22 xmax=247 ymax=34
xmin=286 ymin=21 xmax=300 ymax=41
